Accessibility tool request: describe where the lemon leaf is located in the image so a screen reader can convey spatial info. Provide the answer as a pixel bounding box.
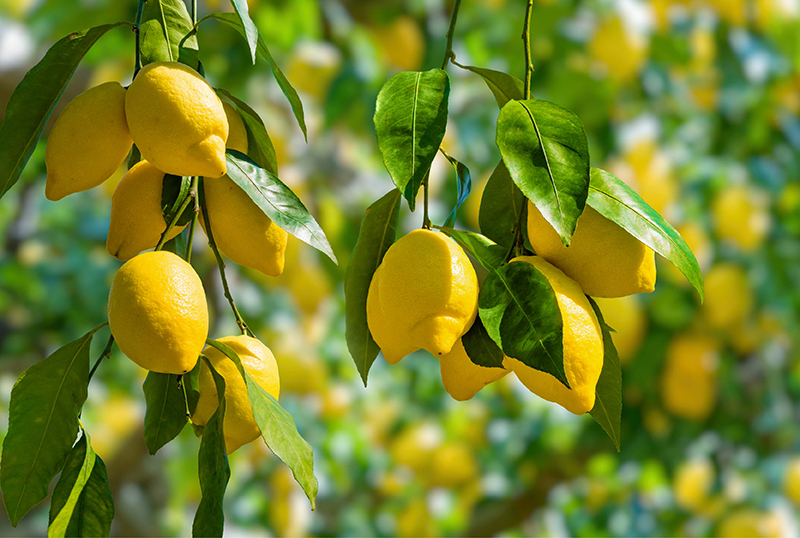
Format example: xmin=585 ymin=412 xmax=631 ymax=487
xmin=588 ymin=298 xmax=622 ymax=451
xmin=451 ymin=61 xmax=524 ymax=107
xmin=227 ymin=0 xmax=258 ymax=64
xmin=479 ymin=160 xmax=526 ymax=248
xmin=192 ymin=358 xmax=229 ymax=538
xmin=588 ymin=168 xmax=705 ymax=301
xmin=0 ymin=23 xmax=128 ymax=200
xmin=436 ymin=227 xmax=506 ymax=272
xmin=205 ymin=340 xmax=318 ymax=509
xmin=0 ymin=329 xmax=97 ymax=526
xmin=462 ymin=317 xmax=506 ymax=369
xmin=48 ymin=433 xmax=114 ymax=538
xmin=139 ymin=0 xmax=198 ymax=68
xmin=215 ymin=89 xmax=278 ymax=174
xmin=142 ymin=372 xmax=189 ymax=455
xmin=161 ymin=174 xmax=194 ymax=228
xmin=496 ymin=98 xmax=590 ymax=246
xmin=441 ymin=150 xmax=472 ymax=228
xmin=345 ymin=189 xmax=402 ymax=386
xmin=374 ymin=69 xmax=450 ymax=211
xmin=224 ymin=151 xmax=337 ymax=264
xmin=479 ymin=261 xmax=569 ymax=388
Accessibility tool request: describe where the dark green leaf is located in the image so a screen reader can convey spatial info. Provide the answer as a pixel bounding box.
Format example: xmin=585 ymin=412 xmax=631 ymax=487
xmin=452 ymin=61 xmax=524 ymax=107
xmin=224 ymin=151 xmax=336 ymax=263
xmin=344 ymin=189 xmax=402 ymax=385
xmin=48 ymin=433 xmax=94 ymax=537
xmin=588 ymin=168 xmax=704 ymax=301
xmin=479 ymin=261 xmax=568 ymax=387
xmin=192 ymin=358 xmax=229 ymax=538
xmin=479 ymin=160 xmax=526 ymax=248
xmin=205 ymin=340 xmax=318 ymax=509
xmin=462 ymin=317 xmax=506 ymax=369
xmin=588 ymin=298 xmax=622 ymax=451
xmin=185 ymin=361 xmax=201 ymax=417
xmin=227 ymin=0 xmax=258 ymax=63
xmin=373 ymin=69 xmax=450 ymax=210
xmin=1 ymin=329 xmax=97 ymax=526
xmin=215 ymin=89 xmax=278 ymax=174
xmin=139 ymin=0 xmax=199 ymax=68
xmin=496 ymin=99 xmax=590 ymax=245
xmin=0 ymin=23 xmax=127 ymax=200
xmin=441 ymin=150 xmax=472 ymax=228
xmin=205 ymin=13 xmax=307 ymax=140
xmin=161 ymin=174 xmax=193 ymax=228
xmin=143 ymin=372 xmax=189 ymax=455
xmin=436 ymin=227 xmax=507 ymax=272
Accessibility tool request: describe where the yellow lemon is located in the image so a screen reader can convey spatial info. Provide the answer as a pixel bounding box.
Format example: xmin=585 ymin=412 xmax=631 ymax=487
xmin=784 ymin=457 xmax=800 ymax=505
xmin=661 ymin=333 xmax=719 ymax=420
xmin=222 ymin=100 xmax=248 ymax=154
xmin=439 ymin=339 xmax=510 ymax=401
xmin=366 ymin=229 xmax=479 ymax=364
xmin=371 ymin=15 xmax=425 ymax=72
xmin=674 ymin=459 xmax=715 ymax=511
xmin=108 ymin=251 xmax=208 ymax=374
xmin=507 ymin=256 xmax=604 ymax=415
xmin=527 ymin=201 xmax=656 ymax=298
xmin=200 ymin=176 xmax=288 ymax=277
xmin=588 ymin=17 xmax=648 ymax=83
xmin=717 ymin=509 xmax=783 ymax=538
xmin=702 ymin=263 xmax=753 ymax=330
xmin=45 ymin=81 xmax=133 ymax=201
xmin=593 ymin=296 xmax=647 ymax=364
xmin=712 ymin=184 xmax=772 ymax=252
xmin=106 ymin=160 xmax=186 ymax=261
xmin=192 ymin=335 xmax=280 ymax=454
xmin=125 ymin=61 xmax=228 ymax=178
xmin=389 ymin=422 xmax=443 ymax=474
xmin=396 ymin=498 xmax=438 ymax=538
xmin=426 ymin=442 xmax=479 ymax=488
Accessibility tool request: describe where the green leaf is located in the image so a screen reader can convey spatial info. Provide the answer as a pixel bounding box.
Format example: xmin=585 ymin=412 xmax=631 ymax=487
xmin=344 ymin=189 xmax=402 ymax=386
xmin=192 ymin=358 xmax=229 ymax=538
xmin=452 ymin=62 xmax=524 ymax=107
xmin=588 ymin=168 xmax=705 ymax=301
xmin=373 ymin=69 xmax=450 ymax=210
xmin=215 ymin=89 xmax=278 ymax=174
xmin=224 ymin=151 xmax=337 ymax=264
xmin=479 ymin=160 xmax=526 ymax=248
xmin=205 ymin=340 xmax=318 ymax=509
xmin=161 ymin=174 xmax=194 ymax=228
xmin=142 ymin=372 xmax=189 ymax=455
xmin=227 ymin=0 xmax=258 ymax=64
xmin=139 ymin=0 xmax=199 ymax=68
xmin=440 ymin=150 xmax=472 ymax=228
xmin=462 ymin=317 xmax=506 ymax=369
xmin=588 ymin=298 xmax=622 ymax=451
xmin=496 ymin=99 xmax=590 ymax=245
xmin=205 ymin=13 xmax=307 ymax=140
xmin=1 ymin=329 xmax=97 ymax=526
xmin=0 ymin=23 xmax=127 ymax=200
xmin=436 ymin=227 xmax=507 ymax=272
xmin=49 ymin=433 xmax=114 ymax=538
xmin=479 ymin=261 xmax=568 ymax=387
xmin=184 ymin=361 xmax=201 ymax=417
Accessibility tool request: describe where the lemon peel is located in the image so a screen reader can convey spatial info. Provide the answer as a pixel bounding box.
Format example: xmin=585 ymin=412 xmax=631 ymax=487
xmin=439 ymin=339 xmax=509 ymax=401
xmin=222 ymin=100 xmax=249 ymax=154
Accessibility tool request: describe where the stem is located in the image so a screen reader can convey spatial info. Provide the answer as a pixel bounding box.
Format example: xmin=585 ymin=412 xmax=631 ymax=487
xmin=441 ymin=0 xmax=463 ymax=70
xmin=422 ymin=170 xmax=432 ymax=229
xmin=88 ymin=335 xmax=115 ymax=384
xmin=192 ymin=0 xmax=197 ymax=25
xmin=155 ymin=191 xmax=193 ymax=252
xmin=185 ymin=177 xmax=200 ymax=263
xmin=133 ymin=0 xmax=145 ymax=78
xmin=522 ymin=0 xmax=534 ymax=99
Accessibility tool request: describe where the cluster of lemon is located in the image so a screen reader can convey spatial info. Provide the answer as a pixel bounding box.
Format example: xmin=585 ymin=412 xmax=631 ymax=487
xmin=366 ymin=200 xmax=656 ymax=414
xmin=45 ymin=61 xmax=288 ymax=453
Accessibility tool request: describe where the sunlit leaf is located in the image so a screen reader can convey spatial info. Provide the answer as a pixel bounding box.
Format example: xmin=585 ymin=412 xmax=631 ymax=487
xmin=139 ymin=0 xmax=198 ymax=68
xmin=436 ymin=227 xmax=506 ymax=272
xmin=452 ymin=62 xmax=524 ymax=107
xmin=227 ymin=0 xmax=258 ymax=63
xmin=215 ymin=89 xmax=278 ymax=174
xmin=142 ymin=371 xmax=189 ymax=455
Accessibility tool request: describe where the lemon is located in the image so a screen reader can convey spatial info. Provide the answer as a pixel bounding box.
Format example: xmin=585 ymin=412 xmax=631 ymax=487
xmin=222 ymin=100 xmax=248 ymax=154
xmin=125 ymin=61 xmax=228 ymax=178
xmin=192 ymin=335 xmax=280 ymax=454
xmin=439 ymin=339 xmax=509 ymax=401
xmin=673 ymin=459 xmax=715 ymax=512
xmin=702 ymin=263 xmax=753 ymax=331
xmin=527 ymin=201 xmax=656 ymax=298
xmin=45 ymin=81 xmax=133 ymax=201
xmin=108 ymin=251 xmax=208 ymax=374
xmin=717 ymin=509 xmax=783 ymax=538
xmin=425 ymin=442 xmax=479 ymax=488
xmin=784 ymin=457 xmax=800 ymax=505
xmin=660 ymin=333 xmax=719 ymax=421
xmin=712 ymin=184 xmax=771 ymax=252
xmin=366 ymin=229 xmax=479 ymax=364
xmin=106 ymin=160 xmax=186 ymax=261
xmin=507 ymin=256 xmax=604 ymax=415
xmin=370 ymin=15 xmax=425 ymax=72
xmin=592 ymin=296 xmax=647 ymax=364
xmin=200 ymin=176 xmax=288 ymax=277
xmin=389 ymin=422 xmax=443 ymax=474
xmin=588 ymin=17 xmax=648 ymax=83
xmin=396 ymin=498 xmax=438 ymax=538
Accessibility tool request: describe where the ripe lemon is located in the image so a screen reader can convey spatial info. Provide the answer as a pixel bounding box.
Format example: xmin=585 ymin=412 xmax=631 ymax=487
xmin=106 ymin=160 xmax=186 ymax=261
xmin=702 ymin=263 xmax=753 ymax=330
xmin=712 ymin=184 xmax=771 ymax=252
xmin=660 ymin=333 xmax=719 ymax=421
xmin=222 ymin=100 xmax=248 ymax=154
xmin=718 ymin=509 xmax=783 ymax=538
xmin=108 ymin=251 xmax=208 ymax=374
xmin=125 ymin=61 xmax=228 ymax=178
xmin=439 ymin=339 xmax=509 ymax=401
xmin=506 ymin=256 xmax=604 ymax=415
xmin=45 ymin=81 xmax=133 ymax=201
xmin=673 ymin=459 xmax=715 ymax=512
xmin=588 ymin=17 xmax=648 ymax=83
xmin=426 ymin=442 xmax=478 ymax=488
xmin=527 ymin=201 xmax=656 ymax=298
xmin=192 ymin=335 xmax=280 ymax=454
xmin=200 ymin=176 xmax=288 ymax=277
xmin=366 ymin=229 xmax=479 ymax=364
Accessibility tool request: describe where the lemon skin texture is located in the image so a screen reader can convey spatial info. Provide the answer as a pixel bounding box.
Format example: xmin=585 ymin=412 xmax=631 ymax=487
xmin=507 ymin=256 xmax=604 ymax=415
xmin=439 ymin=339 xmax=509 ymax=401
xmin=527 ymin=201 xmax=656 ymax=298
xmin=200 ymin=176 xmax=288 ymax=277
xmin=366 ymin=229 xmax=479 ymax=364
xmin=106 ymin=160 xmax=186 ymax=261
xmin=192 ymin=335 xmax=280 ymax=454
xmin=222 ymin=100 xmax=249 ymax=154
xmin=45 ymin=81 xmax=133 ymax=201
xmin=108 ymin=251 xmax=208 ymax=374
xmin=125 ymin=61 xmax=228 ymax=178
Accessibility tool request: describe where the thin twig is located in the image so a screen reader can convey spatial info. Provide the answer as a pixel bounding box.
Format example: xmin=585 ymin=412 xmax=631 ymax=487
xmin=185 ymin=177 xmax=199 ymax=263
xmin=133 ymin=0 xmax=145 ymax=78
xmin=155 ymin=190 xmax=193 ymax=252
xmin=88 ymin=335 xmax=115 ymax=384
xmin=522 ymin=0 xmax=534 ymax=99
xmin=441 ymin=0 xmax=463 ymax=70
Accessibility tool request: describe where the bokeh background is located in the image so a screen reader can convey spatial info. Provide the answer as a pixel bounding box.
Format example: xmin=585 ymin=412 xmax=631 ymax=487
xmin=2 ymin=0 xmax=800 ymax=536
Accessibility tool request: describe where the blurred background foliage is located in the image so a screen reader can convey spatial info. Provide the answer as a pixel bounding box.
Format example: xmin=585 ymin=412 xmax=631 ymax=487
xmin=1 ymin=0 xmax=800 ymax=536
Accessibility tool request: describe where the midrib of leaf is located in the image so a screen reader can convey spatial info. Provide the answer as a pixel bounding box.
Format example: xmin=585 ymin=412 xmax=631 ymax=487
xmin=410 ymin=72 xmax=421 ymax=180
xmin=158 ymin=1 xmax=175 ymax=62
xmin=13 ymin=337 xmax=90 ymax=520
xmin=519 ymin=101 xmax=560 ymax=216
xmin=592 ymin=394 xmax=618 ymax=447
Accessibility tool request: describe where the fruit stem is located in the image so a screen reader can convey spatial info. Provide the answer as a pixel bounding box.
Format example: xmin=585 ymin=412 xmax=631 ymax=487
xmin=523 ymin=0 xmax=534 ymax=99
xmin=134 ymin=0 xmax=145 ymax=78
xmin=185 ymin=177 xmax=200 ymax=263
xmin=155 ymin=190 xmax=193 ymax=252
xmin=88 ymin=335 xmax=115 ymax=385
xmin=192 ymin=0 xmax=197 ymax=25
xmin=441 ymin=0 xmax=463 ymax=70
xmin=422 ymin=170 xmax=432 ymax=229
